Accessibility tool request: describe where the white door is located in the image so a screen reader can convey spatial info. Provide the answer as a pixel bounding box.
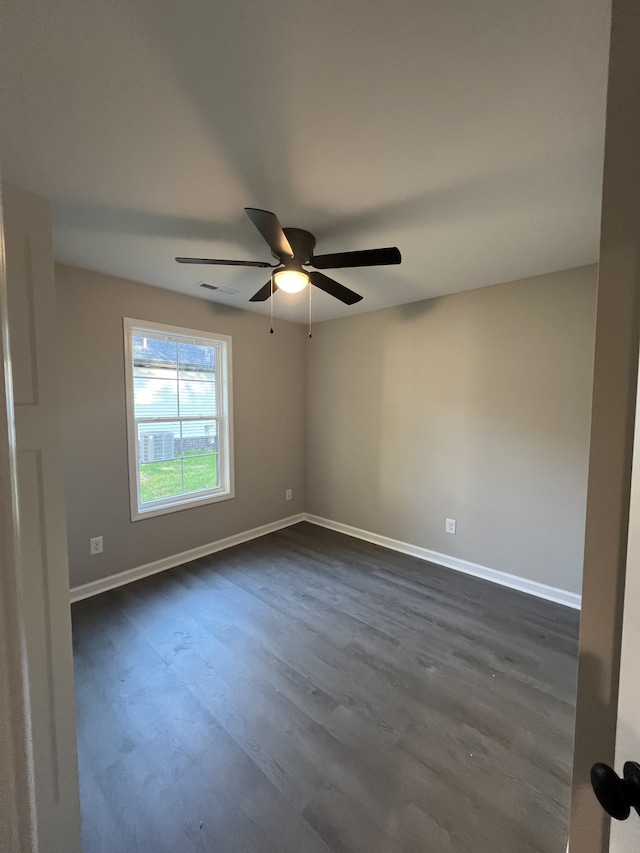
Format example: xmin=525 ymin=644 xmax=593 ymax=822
xmin=0 ymin=183 xmax=81 ymax=852
xmin=568 ymin=0 xmax=640 ymax=851
xmin=610 ymin=373 xmax=640 ymax=851
xmin=601 ymin=0 xmax=640 ymax=847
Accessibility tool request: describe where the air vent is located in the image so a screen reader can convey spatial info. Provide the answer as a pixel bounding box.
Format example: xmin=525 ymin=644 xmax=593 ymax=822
xmin=194 ymin=282 xmax=239 ymax=296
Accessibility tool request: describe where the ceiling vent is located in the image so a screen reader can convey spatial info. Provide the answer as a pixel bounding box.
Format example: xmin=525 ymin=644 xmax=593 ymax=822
xmin=194 ymin=282 xmax=239 ymax=296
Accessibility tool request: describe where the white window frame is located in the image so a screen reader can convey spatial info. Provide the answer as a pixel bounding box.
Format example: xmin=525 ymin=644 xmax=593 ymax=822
xmin=124 ymin=318 xmax=234 ymax=521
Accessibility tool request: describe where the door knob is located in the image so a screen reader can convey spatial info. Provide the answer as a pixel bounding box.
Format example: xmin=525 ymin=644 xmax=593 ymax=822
xmin=591 ymin=761 xmax=640 ymax=821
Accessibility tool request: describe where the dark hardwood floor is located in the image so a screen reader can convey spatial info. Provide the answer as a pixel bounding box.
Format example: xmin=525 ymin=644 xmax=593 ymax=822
xmin=72 ymin=522 xmax=579 ymax=853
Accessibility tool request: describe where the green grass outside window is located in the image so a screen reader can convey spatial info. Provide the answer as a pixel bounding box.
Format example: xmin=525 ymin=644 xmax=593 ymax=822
xmin=139 ymin=453 xmax=218 ymax=503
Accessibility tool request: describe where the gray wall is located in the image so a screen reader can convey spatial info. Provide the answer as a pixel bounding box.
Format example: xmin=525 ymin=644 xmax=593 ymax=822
xmin=56 ymin=264 xmax=307 ymax=589
xmin=306 ymin=265 xmax=597 ymax=595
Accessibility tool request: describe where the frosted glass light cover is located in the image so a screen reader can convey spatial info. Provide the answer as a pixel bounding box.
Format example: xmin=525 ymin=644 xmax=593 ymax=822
xmin=273 ymin=269 xmax=309 ymax=293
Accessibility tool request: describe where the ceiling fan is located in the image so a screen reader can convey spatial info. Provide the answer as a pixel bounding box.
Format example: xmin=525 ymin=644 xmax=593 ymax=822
xmin=176 ymin=208 xmax=401 ymax=305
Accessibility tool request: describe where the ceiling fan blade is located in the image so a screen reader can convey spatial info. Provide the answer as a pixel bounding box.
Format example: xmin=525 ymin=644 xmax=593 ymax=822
xmin=245 ymin=208 xmax=294 ymax=260
xmin=309 ymin=271 xmax=362 ymax=305
xmin=310 ymin=246 xmax=401 ymax=269
xmin=176 ymin=257 xmax=274 ymax=268
xmin=249 ymin=279 xmax=279 ymax=302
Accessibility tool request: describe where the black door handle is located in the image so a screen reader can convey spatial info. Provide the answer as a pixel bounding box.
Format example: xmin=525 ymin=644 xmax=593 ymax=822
xmin=591 ymin=761 xmax=640 ymax=820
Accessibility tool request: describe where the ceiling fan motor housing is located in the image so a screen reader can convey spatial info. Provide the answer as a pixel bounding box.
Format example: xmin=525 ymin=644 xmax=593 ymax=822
xmin=280 ymin=227 xmax=316 ymax=265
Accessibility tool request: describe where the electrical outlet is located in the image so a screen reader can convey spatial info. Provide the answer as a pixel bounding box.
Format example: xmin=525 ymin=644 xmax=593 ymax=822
xmin=445 ymin=518 xmax=457 ymax=535
xmin=285 ymin=489 xmax=293 ymax=501
xmin=90 ymin=536 xmax=103 ymax=555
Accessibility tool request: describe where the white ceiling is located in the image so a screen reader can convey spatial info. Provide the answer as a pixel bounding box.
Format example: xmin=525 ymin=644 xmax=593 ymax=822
xmin=1 ymin=0 xmax=610 ymax=323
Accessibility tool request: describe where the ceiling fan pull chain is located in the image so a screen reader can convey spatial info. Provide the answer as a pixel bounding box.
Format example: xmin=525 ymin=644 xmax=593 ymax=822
xmin=270 ymin=274 xmax=274 ymax=334
xmin=308 ymin=283 xmax=312 ymax=338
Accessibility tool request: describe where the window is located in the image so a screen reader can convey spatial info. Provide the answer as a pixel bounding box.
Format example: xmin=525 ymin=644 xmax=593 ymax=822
xmin=124 ymin=318 xmax=234 ymax=520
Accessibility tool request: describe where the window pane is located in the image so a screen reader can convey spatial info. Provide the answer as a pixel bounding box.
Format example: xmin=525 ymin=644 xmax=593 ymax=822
xmin=133 ymin=336 xmax=178 ymax=378
xmin=178 ymin=342 xmax=216 ymax=382
xmin=137 ymin=423 xmax=178 ymax=462
xmin=183 ymin=454 xmax=219 ymax=493
xmin=179 ymin=380 xmax=216 ymax=417
xmin=139 ymin=459 xmax=182 ymax=503
xmin=134 ymin=363 xmax=178 ymax=381
xmin=134 ymin=377 xmax=178 ymax=419
xmin=176 ymin=421 xmax=218 ymax=457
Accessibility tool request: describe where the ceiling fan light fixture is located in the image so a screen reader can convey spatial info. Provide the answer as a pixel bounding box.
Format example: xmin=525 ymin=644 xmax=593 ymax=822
xmin=177 ymin=208 xmax=399 ymax=305
xmin=272 ymin=268 xmax=309 ymax=294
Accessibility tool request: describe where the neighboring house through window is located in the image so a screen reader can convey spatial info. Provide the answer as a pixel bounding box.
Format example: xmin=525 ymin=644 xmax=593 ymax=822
xmin=124 ymin=318 xmax=234 ymax=520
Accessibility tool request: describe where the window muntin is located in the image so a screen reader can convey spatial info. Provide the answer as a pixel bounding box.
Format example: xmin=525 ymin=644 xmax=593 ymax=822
xmin=124 ymin=319 xmax=233 ymax=520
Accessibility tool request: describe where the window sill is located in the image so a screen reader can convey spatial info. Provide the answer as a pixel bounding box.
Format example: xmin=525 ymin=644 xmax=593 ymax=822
xmin=131 ymin=488 xmax=235 ymax=522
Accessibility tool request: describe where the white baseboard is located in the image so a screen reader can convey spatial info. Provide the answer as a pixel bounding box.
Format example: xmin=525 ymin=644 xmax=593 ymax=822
xmin=304 ymin=514 xmax=582 ymax=610
xmin=70 ymin=514 xmax=306 ymax=603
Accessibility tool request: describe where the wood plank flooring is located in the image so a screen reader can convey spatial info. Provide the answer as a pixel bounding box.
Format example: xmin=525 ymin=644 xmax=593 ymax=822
xmin=72 ymin=522 xmax=579 ymax=853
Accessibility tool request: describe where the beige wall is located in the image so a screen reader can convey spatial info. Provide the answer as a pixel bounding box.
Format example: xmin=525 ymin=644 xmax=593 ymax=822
xmin=56 ymin=264 xmax=307 ymax=589
xmin=306 ymin=265 xmax=597 ymax=595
